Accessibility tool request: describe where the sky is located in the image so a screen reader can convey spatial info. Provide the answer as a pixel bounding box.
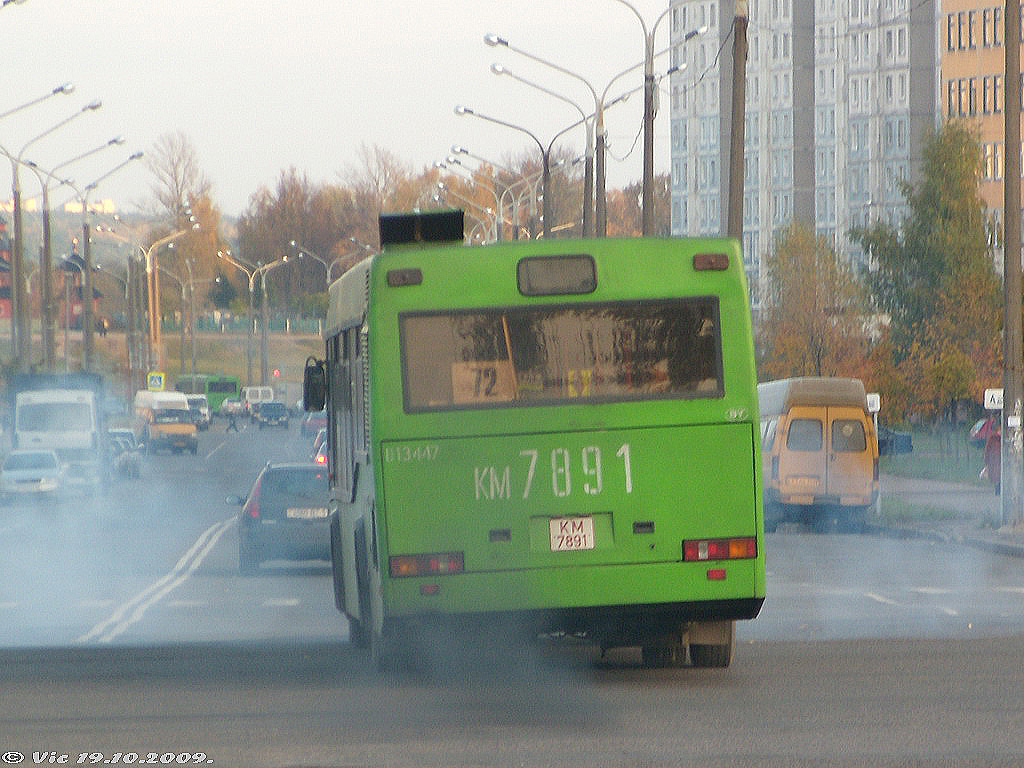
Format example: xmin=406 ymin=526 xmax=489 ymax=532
xmin=2 ymin=0 xmax=683 ymax=219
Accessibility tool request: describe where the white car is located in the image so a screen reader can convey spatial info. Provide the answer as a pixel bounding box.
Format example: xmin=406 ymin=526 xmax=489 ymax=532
xmin=1 ymin=449 xmax=64 ymax=499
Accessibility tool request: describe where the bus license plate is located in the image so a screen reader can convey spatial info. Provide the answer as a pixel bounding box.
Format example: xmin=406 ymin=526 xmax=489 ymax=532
xmin=287 ymin=507 xmax=329 ymax=519
xmin=549 ymin=517 xmax=595 ymax=551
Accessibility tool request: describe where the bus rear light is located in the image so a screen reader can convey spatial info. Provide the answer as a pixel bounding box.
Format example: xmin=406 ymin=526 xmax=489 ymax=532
xmin=314 ymin=452 xmax=327 ymax=465
xmin=420 ymin=584 xmax=441 ymax=596
xmin=707 ymin=569 xmax=727 ymax=581
xmin=389 ymin=552 xmax=464 ymax=578
xmin=683 ymin=537 xmax=757 ymax=562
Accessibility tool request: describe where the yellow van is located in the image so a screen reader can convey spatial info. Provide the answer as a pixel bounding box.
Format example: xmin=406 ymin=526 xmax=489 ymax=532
xmin=134 ymin=390 xmax=198 ymax=455
xmin=758 ymin=377 xmax=879 ymax=532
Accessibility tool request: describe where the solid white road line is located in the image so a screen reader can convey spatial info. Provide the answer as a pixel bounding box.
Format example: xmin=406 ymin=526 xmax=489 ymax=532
xmin=76 ymin=516 xmax=235 ymax=644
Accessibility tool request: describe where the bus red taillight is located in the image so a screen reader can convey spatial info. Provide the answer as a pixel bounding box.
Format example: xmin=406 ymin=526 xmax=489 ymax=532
xmin=389 ymin=552 xmax=465 ymax=578
xmin=683 ymin=537 xmax=757 ymax=562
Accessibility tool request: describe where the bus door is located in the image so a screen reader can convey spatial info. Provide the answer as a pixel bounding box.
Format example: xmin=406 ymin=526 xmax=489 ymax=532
xmin=779 ymin=407 xmax=826 ymax=503
xmin=824 ymin=406 xmax=872 ymax=502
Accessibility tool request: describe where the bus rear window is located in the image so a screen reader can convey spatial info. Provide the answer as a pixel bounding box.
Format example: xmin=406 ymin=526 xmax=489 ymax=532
xmin=400 ymin=298 xmax=723 ymax=411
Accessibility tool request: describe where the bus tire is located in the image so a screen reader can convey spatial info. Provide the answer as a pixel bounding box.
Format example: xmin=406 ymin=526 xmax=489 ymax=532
xmin=351 ymin=526 xmax=372 ymax=649
xmin=689 ymin=620 xmax=734 ymax=668
xmin=690 ymin=643 xmax=732 ymax=668
xmin=641 ymin=644 xmax=680 ymax=668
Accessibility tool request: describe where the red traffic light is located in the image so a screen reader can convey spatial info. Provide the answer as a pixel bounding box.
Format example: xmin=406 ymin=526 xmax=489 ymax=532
xmin=272 ymin=368 xmax=281 ymax=378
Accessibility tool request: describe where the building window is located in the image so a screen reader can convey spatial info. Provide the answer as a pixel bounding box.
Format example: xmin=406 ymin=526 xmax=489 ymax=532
xmin=983 ymin=8 xmax=991 ymax=47
xmin=969 ymin=10 xmax=977 ymax=48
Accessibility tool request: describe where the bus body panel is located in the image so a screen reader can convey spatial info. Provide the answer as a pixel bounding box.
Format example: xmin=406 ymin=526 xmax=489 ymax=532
xmin=379 ymin=422 xmax=759 ymax=578
xmin=324 ymin=235 xmax=764 ymax=651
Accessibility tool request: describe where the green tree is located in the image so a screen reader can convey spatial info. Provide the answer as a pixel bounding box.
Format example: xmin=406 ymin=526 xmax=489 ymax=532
xmin=208 ymin=269 xmax=237 ymax=310
xmin=851 ymin=121 xmax=1001 ymax=407
xmin=758 ymin=222 xmax=867 ymax=379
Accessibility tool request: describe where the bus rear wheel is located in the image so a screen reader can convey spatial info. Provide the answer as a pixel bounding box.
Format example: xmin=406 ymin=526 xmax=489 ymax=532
xmin=641 ymin=644 xmax=683 ymax=668
xmin=688 ymin=621 xmax=734 ymax=668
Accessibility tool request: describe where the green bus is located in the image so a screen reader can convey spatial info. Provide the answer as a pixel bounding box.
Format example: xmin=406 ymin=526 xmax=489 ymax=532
xmin=303 ymin=211 xmax=765 ymax=669
xmin=175 ymin=374 xmax=240 ymax=415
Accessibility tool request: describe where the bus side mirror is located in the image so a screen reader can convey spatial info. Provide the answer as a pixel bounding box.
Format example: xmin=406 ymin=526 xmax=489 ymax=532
xmin=304 ymin=357 xmax=327 ymax=412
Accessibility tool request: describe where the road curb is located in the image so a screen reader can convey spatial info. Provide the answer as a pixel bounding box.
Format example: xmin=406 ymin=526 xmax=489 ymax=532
xmin=865 ymin=523 xmax=1024 ymax=558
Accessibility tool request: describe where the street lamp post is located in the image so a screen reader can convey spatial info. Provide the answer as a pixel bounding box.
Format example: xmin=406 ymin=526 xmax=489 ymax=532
xmin=455 ymin=105 xmax=554 ymax=238
xmin=0 ymin=82 xmax=73 ymax=123
xmin=435 ymin=160 xmax=503 ymax=241
xmin=255 ymin=257 xmax=291 ymax=386
xmin=95 ymin=261 xmax=133 ymax=385
xmin=24 ymin=135 xmax=126 ymax=371
xmin=65 ymin=150 xmax=143 ymax=372
xmin=120 ymin=227 xmax=188 ymax=374
xmin=217 ymin=250 xmax=258 ymax=386
xmin=484 ymin=34 xmax=604 ymax=235
xmin=59 ymin=255 xmax=89 ymax=371
xmin=489 ymin=64 xmax=595 ymax=238
xmin=0 ymin=96 xmax=98 ymax=368
xmin=288 ymin=240 xmax=332 ymax=289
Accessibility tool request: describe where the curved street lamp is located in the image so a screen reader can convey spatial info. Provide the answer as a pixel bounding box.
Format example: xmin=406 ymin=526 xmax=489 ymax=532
xmin=0 ymin=82 xmax=73 ymax=122
xmin=490 ymin=62 xmax=595 ymax=238
xmin=0 ymin=98 xmax=101 ymax=369
xmin=24 ymin=135 xmax=126 ymax=370
xmin=455 ymin=105 xmax=556 ymax=239
xmin=288 ymin=240 xmax=333 ymax=289
xmin=65 ymin=150 xmax=144 ymax=371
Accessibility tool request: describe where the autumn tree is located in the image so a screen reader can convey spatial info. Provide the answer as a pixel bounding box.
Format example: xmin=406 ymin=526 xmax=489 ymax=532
xmin=145 ymin=132 xmax=225 ymax=320
xmin=758 ymin=222 xmax=867 ymax=379
xmin=605 ymin=175 xmax=671 ymax=237
xmin=852 ymin=121 xmax=1001 ymax=416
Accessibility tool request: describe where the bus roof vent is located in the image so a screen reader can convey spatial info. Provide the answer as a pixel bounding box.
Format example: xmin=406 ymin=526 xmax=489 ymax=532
xmin=379 ymin=210 xmax=464 ymax=249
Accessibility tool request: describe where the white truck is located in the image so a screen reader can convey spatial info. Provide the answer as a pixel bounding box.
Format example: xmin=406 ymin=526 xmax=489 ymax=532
xmin=10 ymin=373 xmax=105 ymax=493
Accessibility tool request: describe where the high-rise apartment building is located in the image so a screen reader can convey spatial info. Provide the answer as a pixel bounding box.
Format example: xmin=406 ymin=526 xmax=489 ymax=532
xmin=669 ymin=0 xmax=940 ymax=304
xmin=941 ymin=0 xmax=1008 ymax=219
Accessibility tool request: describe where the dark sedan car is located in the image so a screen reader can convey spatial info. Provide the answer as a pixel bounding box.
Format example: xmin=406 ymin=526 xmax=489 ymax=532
xmin=256 ymin=401 xmax=289 ymax=428
xmin=235 ymin=463 xmax=330 ymax=575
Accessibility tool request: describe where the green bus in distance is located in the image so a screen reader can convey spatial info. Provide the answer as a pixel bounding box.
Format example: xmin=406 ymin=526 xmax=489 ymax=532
xmin=175 ymin=374 xmax=240 ymax=415
xmin=304 ymin=210 xmax=765 ymax=670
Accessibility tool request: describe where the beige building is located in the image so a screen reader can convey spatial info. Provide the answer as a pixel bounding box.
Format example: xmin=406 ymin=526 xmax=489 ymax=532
xmin=941 ymin=0 xmax=1013 ymax=222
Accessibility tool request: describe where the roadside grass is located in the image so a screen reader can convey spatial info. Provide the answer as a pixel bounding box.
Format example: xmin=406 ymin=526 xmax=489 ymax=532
xmin=872 ymin=496 xmax=966 ymax=524
xmin=880 ymin=428 xmax=987 ymax=486
xmin=89 ymin=329 xmax=323 ymax=400
xmin=162 ymin=332 xmax=322 ymax=387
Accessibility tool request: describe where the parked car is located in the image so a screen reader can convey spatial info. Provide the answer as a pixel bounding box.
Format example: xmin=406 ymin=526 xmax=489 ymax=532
xmin=1 ymin=449 xmax=64 ymax=500
xmin=301 ymin=410 xmax=327 ymax=437
xmin=186 ymin=395 xmax=212 ymax=430
xmin=877 ymin=424 xmax=913 ymax=456
xmin=256 ymin=401 xmax=289 ymax=428
xmin=233 ymin=462 xmax=330 ymax=574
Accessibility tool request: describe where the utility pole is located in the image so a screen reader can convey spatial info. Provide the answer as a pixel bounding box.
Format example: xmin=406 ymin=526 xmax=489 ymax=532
xmin=726 ymin=0 xmax=748 ymax=240
xmin=1002 ymin=0 xmax=1023 ymax=528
